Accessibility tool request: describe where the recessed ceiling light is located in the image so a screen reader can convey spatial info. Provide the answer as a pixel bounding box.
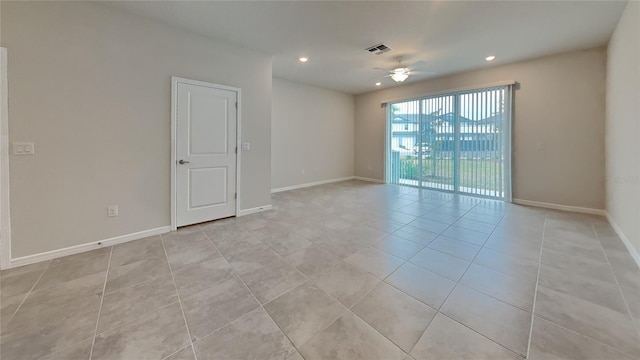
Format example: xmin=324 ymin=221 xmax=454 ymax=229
xmin=375 ymin=82 xmax=382 ymax=86
xmin=485 ymin=56 xmax=496 ymax=61
xmin=299 ymin=57 xmax=308 ymax=63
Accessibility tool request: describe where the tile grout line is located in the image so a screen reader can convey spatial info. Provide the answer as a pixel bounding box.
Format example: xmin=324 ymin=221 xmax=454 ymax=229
xmin=160 ymin=344 xmax=192 ymax=360
xmin=525 ymin=215 xmax=547 ymax=359
xmin=376 ymin=201 xmax=484 ymax=355
xmin=382 ymin=200 xmax=514 ymax=355
xmin=200 ymin=227 xmax=304 ymax=353
xmin=4 ymin=259 xmax=52 ymax=326
xmin=210 ymin=212 xmax=419 ymax=357
xmin=591 ymin=222 xmax=640 ymax=339
xmin=89 ymin=247 xmax=113 ymax=360
xmin=404 ymin=204 xmax=537 ymax=358
xmin=430 ymin=205 xmax=532 ymax=359
xmin=159 ymin=235 xmax=198 ymax=360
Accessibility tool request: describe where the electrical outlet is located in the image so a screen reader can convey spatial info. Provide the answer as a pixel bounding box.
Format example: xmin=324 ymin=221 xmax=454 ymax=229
xmin=13 ymin=142 xmax=35 ymax=155
xmin=241 ymin=142 xmax=251 ymax=151
xmin=107 ymin=205 xmax=118 ymax=217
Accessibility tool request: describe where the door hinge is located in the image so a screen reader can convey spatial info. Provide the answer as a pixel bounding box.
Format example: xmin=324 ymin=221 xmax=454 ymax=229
xmin=235 ymin=146 xmax=238 ymax=154
xmin=235 ymin=102 xmax=238 ymax=109
xmin=234 ymin=193 xmax=237 ymax=199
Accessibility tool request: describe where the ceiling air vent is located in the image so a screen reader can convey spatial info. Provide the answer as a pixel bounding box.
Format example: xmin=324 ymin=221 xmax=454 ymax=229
xmin=366 ymin=43 xmax=392 ymax=55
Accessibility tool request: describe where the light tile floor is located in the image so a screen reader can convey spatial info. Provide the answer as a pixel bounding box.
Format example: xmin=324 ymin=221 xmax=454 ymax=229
xmin=1 ymin=180 xmax=639 ymax=360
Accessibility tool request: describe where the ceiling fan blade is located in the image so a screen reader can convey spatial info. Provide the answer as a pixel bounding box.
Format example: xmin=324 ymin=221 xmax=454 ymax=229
xmin=373 ymin=74 xmax=392 ymax=80
xmin=373 ymin=67 xmax=394 ymax=72
xmin=406 ymin=60 xmax=428 ymax=70
xmin=409 ymin=70 xmax=436 ymax=75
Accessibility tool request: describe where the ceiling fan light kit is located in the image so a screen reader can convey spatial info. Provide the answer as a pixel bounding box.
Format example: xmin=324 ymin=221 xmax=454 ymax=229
xmin=391 ymin=68 xmax=410 ymax=82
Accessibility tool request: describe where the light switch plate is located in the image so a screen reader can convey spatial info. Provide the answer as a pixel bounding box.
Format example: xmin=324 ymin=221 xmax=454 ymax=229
xmin=13 ymin=142 xmax=35 ymax=155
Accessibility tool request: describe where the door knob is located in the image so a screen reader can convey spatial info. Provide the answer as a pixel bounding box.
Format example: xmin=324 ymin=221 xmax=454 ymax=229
xmin=178 ymin=159 xmax=190 ymax=165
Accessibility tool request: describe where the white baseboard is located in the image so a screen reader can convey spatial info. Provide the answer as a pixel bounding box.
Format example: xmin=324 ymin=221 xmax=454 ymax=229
xmin=271 ymin=176 xmax=355 ymax=193
xmin=238 ymin=205 xmax=273 ymax=217
xmin=512 ymin=198 xmax=606 ymax=216
xmin=7 ymin=226 xmax=171 ymax=269
xmin=353 ymin=176 xmax=386 ymax=184
xmin=606 ymin=213 xmax=640 ymax=269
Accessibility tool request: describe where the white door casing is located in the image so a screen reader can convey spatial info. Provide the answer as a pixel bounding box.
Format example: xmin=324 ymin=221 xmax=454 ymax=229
xmin=172 ymin=77 xmax=239 ymax=228
xmin=0 ymin=48 xmax=11 ymax=269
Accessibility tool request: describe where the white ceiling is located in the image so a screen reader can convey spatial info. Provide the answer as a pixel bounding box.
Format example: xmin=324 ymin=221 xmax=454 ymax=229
xmin=106 ymin=1 xmax=627 ymax=94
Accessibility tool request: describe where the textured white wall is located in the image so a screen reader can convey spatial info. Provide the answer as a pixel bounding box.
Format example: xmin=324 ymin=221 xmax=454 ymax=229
xmin=606 ymin=1 xmax=640 ymax=254
xmin=272 ymin=78 xmax=354 ymax=190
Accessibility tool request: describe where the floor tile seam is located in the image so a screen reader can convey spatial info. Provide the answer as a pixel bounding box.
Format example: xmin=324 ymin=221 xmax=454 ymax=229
xmin=159 ymin=237 xmax=198 ymax=360
xmin=30 ymin=335 xmax=95 ymax=360
xmin=531 ymin=312 xmax=640 ymax=360
xmin=470 ymin=258 xmax=539 ymax=283
xmin=295 ymin=306 xmax=412 ymax=358
xmin=160 ymin=344 xmax=194 ymax=360
xmin=102 ymin=267 xmax=174 ymax=296
xmin=386 ymin=229 xmax=439 ymax=246
xmin=92 ymin=299 xmax=181 ymax=338
xmin=458 ymin=213 xmax=505 ymax=226
xmin=460 ymin=258 xmax=537 ymax=285
xmin=3 ymin=259 xmax=52 ymax=327
xmin=445 ymin=223 xmax=497 ymax=235
xmin=240 ymin=228 xmax=311 ymax=282
xmin=47 ymin=251 xmax=112 ymax=270
xmin=370 ymin=240 xmax=427 ymax=262
xmin=424 ymin=241 xmax=480 ymax=262
xmin=226 ymin=270 xmax=301 ymax=354
xmin=343 ymin=278 xmax=383 ymax=312
xmin=89 ymin=247 xmax=113 ymax=360
xmin=525 ymin=215 xmax=546 ymax=359
xmin=255 ymin=238 xmax=389 ymax=352
xmin=481 ymin=241 xmax=543 ymax=260
xmin=348 ymin=302 xmax=424 ymax=356
xmin=199 ymin=227 xmax=307 ymax=352
xmin=108 ymin=252 xmax=173 ymax=273
xmin=378 ymin=278 xmax=440 ymax=314
xmin=360 ymin=221 xmax=401 ymax=235
xmin=590 ymin=222 xmax=640 ymax=339
xmin=454 ymin=279 xmax=534 ymax=313
xmin=380 ymin=242 xmax=465 ymax=313
xmin=424 ymin=311 xmax=527 ymax=359
xmin=403 ymin=256 xmax=466 ymax=284
xmin=270 ymin=291 xmax=349 ymax=351
xmin=430 ymin=221 xmax=495 ymax=313
xmin=161 ymin=233 xmax=219 ymax=255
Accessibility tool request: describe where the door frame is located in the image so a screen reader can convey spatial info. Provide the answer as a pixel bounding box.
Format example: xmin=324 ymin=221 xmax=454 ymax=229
xmin=1 ymin=48 xmax=11 ymax=269
xmin=170 ymin=76 xmax=241 ymax=231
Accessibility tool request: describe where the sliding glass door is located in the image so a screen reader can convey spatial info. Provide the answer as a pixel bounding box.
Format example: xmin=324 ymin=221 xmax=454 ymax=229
xmin=386 ymin=85 xmax=512 ymax=200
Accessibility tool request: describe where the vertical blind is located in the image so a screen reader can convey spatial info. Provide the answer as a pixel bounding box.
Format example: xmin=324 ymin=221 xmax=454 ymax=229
xmin=386 ymin=84 xmax=513 ymax=201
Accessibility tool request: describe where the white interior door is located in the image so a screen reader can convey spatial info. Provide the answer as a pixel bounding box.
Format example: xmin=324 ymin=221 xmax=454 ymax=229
xmin=176 ymin=80 xmax=237 ymax=227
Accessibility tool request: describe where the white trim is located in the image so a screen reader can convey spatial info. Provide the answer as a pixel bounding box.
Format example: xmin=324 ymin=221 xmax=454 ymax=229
xmin=354 ymin=176 xmax=386 ymax=184
xmin=606 ymin=213 xmax=640 ymax=269
xmin=512 ymin=198 xmax=606 ymax=216
xmin=0 ymin=48 xmax=11 ymax=270
xmin=170 ymin=77 xmax=241 ymax=231
xmin=7 ymin=226 xmax=171 ymax=269
xmin=381 ymin=80 xmax=517 ymax=105
xmin=271 ymin=176 xmax=355 ymax=193
xmin=238 ymin=205 xmax=273 ymax=217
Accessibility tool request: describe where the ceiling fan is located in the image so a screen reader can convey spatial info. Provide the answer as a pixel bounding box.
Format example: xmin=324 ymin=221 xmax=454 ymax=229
xmin=374 ymin=59 xmax=435 ymax=83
